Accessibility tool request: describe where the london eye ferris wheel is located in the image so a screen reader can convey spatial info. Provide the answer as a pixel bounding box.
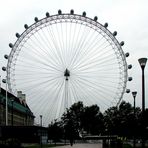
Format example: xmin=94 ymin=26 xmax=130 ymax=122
xmin=3 ymin=10 xmax=132 ymax=125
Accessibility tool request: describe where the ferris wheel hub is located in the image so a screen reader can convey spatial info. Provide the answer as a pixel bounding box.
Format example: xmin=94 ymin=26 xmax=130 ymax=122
xmin=64 ymin=68 xmax=70 ymax=81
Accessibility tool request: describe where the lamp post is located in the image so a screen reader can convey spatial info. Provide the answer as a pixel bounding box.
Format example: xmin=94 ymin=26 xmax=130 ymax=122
xmin=132 ymin=91 xmax=137 ymax=148
xmin=11 ymin=99 xmax=14 ymax=126
xmin=26 ymin=110 xmax=28 ymax=126
xmin=132 ymin=91 xmax=137 ymax=117
xmin=40 ymin=115 xmax=43 ymax=148
xmin=138 ymin=58 xmax=147 ymax=112
xmin=40 ymin=115 xmax=42 ymax=127
xmin=138 ymin=57 xmax=147 ymax=148
xmin=2 ymin=78 xmax=8 ymax=126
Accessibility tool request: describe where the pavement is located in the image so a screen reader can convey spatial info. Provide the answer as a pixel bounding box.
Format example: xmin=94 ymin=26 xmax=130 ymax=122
xmin=53 ymin=143 xmax=102 ymax=148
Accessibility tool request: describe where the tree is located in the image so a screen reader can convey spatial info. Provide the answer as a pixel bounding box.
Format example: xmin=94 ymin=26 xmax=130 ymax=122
xmin=48 ymin=120 xmax=64 ymax=145
xmin=61 ymin=102 xmax=104 ymax=137
xmin=81 ymin=104 xmax=104 ymax=135
xmin=104 ymin=101 xmax=142 ymax=138
xmin=61 ymin=102 xmax=84 ymax=141
xmin=104 ymin=106 xmax=119 ymax=135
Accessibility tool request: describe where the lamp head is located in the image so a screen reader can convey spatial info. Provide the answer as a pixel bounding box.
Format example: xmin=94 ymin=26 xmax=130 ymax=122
xmin=132 ymin=91 xmax=137 ymax=98
xmin=138 ymin=58 xmax=147 ymax=69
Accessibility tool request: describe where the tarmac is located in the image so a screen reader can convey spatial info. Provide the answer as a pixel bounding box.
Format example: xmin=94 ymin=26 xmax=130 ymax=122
xmin=53 ymin=143 xmax=102 ymax=148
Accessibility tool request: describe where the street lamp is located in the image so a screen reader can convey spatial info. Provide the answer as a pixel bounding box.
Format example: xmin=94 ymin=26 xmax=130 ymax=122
xmin=132 ymin=91 xmax=137 ymax=148
xmin=11 ymin=99 xmax=14 ymax=126
xmin=138 ymin=57 xmax=147 ymax=148
xmin=40 ymin=115 xmax=43 ymax=148
xmin=2 ymin=78 xmax=8 ymax=126
xmin=40 ymin=115 xmax=42 ymax=127
xmin=138 ymin=58 xmax=147 ymax=112
xmin=132 ymin=91 xmax=137 ymax=116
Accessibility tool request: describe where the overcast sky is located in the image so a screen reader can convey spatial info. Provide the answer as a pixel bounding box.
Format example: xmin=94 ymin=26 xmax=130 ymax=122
xmin=0 ymin=0 xmax=148 ymax=125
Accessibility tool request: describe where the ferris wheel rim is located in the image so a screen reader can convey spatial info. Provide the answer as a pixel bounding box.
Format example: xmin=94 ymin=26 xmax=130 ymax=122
xmin=6 ymin=11 xmax=128 ymax=113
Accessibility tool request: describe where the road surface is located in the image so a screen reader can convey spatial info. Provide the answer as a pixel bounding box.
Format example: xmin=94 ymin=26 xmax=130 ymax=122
xmin=53 ymin=143 xmax=102 ymax=148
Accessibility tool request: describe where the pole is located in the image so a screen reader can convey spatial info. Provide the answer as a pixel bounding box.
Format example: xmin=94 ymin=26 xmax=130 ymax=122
xmin=40 ymin=115 xmax=42 ymax=127
xmin=11 ymin=100 xmax=14 ymax=126
xmin=142 ymin=68 xmax=145 ymax=113
xmin=138 ymin=58 xmax=147 ymax=148
xmin=132 ymin=91 xmax=137 ymax=148
xmin=142 ymin=67 xmax=145 ymax=148
xmin=133 ymin=96 xmax=136 ymax=148
xmin=6 ymin=77 xmax=8 ymax=126
xmin=26 ymin=110 xmax=28 ymax=126
xmin=40 ymin=115 xmax=43 ymax=148
xmin=133 ymin=96 xmax=136 ymax=116
xmin=0 ymin=75 xmax=1 ymax=93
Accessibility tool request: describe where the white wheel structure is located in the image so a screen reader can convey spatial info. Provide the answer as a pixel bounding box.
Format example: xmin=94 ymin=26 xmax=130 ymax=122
xmin=4 ymin=10 xmax=132 ymax=126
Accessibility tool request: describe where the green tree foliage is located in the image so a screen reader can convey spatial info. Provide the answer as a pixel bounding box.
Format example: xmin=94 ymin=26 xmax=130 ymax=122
xmin=48 ymin=100 xmax=143 ymax=140
xmin=61 ymin=101 xmax=104 ymax=137
xmin=81 ymin=104 xmax=104 ymax=135
xmin=61 ymin=101 xmax=84 ymax=139
xmin=104 ymin=101 xmax=142 ymax=138
xmin=48 ymin=120 xmax=64 ymax=144
xmin=104 ymin=106 xmax=119 ymax=135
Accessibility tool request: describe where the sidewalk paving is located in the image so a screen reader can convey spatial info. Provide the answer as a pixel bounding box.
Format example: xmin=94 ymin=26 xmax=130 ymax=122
xmin=53 ymin=143 xmax=102 ymax=148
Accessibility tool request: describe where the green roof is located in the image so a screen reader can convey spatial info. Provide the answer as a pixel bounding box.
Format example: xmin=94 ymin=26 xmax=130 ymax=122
xmin=0 ymin=88 xmax=34 ymax=117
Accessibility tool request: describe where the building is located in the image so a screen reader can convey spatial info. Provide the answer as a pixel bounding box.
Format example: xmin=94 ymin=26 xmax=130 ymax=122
xmin=0 ymin=87 xmax=34 ymax=126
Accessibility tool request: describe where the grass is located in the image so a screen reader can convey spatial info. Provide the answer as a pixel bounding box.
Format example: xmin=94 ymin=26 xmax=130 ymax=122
xmin=123 ymin=144 xmax=132 ymax=148
xmin=123 ymin=143 xmax=148 ymax=148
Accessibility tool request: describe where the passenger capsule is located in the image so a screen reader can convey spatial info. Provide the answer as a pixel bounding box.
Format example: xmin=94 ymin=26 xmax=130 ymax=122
xmin=128 ymin=77 xmax=132 ymax=81
xmin=70 ymin=9 xmax=74 ymax=14
xmin=58 ymin=9 xmax=62 ymax=15
xmin=2 ymin=79 xmax=6 ymax=83
xmin=46 ymin=12 xmax=50 ymax=17
xmin=24 ymin=24 xmax=29 ymax=29
xmin=104 ymin=23 xmax=108 ymax=28
xmin=128 ymin=64 xmax=132 ymax=69
xmin=16 ymin=33 xmax=20 ymax=38
xmin=113 ymin=31 xmax=117 ymax=36
xmin=34 ymin=17 xmax=38 ymax=22
xmin=2 ymin=66 xmax=6 ymax=71
xmin=9 ymin=43 xmax=13 ymax=48
xmin=4 ymin=54 xmax=8 ymax=59
xmin=120 ymin=41 xmax=124 ymax=46
xmin=82 ymin=11 xmax=86 ymax=17
xmin=125 ymin=52 xmax=129 ymax=57
xmin=94 ymin=16 xmax=98 ymax=21
xmin=126 ymin=89 xmax=130 ymax=93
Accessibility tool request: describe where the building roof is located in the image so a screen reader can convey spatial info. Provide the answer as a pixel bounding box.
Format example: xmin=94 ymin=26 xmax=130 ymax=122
xmin=0 ymin=87 xmax=34 ymax=117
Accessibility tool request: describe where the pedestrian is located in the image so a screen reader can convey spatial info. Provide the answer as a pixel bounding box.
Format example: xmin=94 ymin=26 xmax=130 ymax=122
xmin=70 ymin=138 xmax=73 ymax=146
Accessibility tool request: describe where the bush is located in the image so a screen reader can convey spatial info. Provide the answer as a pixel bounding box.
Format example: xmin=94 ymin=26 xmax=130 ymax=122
xmin=6 ymin=138 xmax=22 ymax=148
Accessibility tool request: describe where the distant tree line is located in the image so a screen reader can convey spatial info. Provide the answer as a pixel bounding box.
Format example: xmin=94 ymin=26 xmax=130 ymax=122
xmin=48 ymin=101 xmax=148 ymax=143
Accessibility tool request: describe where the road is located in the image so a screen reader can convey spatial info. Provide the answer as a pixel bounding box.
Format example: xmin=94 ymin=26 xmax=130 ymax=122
xmin=53 ymin=143 xmax=102 ymax=148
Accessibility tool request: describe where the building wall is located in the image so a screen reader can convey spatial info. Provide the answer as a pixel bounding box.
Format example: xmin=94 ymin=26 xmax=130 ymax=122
xmin=0 ymin=88 xmax=34 ymax=126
